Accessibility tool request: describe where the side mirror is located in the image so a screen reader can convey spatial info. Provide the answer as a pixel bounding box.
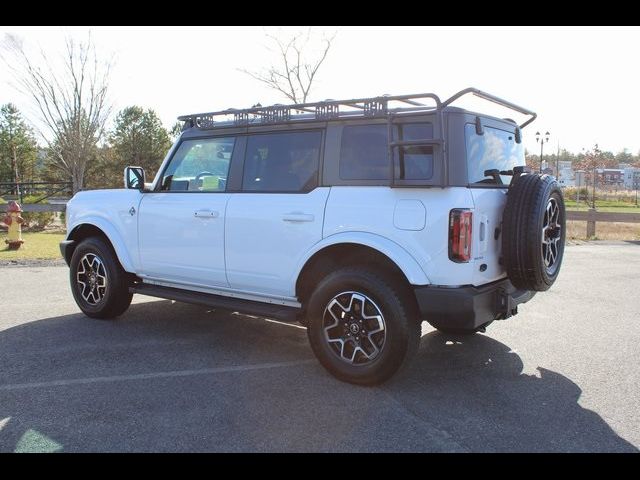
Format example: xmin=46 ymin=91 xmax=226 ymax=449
xmin=124 ymin=166 xmax=146 ymax=191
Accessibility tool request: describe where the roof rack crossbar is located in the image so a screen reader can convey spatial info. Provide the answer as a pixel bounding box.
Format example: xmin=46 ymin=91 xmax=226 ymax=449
xmin=178 ymin=88 xmax=536 ymax=130
xmin=442 ymin=87 xmax=537 ymax=129
xmin=178 ymin=93 xmax=442 ymax=128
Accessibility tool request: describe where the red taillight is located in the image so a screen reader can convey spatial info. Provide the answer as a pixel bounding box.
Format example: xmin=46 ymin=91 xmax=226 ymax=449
xmin=449 ymin=209 xmax=473 ymax=263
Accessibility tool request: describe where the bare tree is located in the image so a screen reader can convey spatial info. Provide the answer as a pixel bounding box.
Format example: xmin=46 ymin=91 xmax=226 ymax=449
xmin=240 ymin=29 xmax=335 ymax=104
xmin=2 ymin=33 xmax=113 ymax=192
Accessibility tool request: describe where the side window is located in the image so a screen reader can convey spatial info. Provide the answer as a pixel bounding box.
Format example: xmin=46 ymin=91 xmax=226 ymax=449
xmin=242 ymin=131 xmax=321 ymax=192
xmin=339 ymin=123 xmax=434 ymax=181
xmin=340 ymin=125 xmax=388 ymax=180
xmin=161 ymin=137 xmax=235 ymax=192
xmin=395 ymin=123 xmax=434 ymax=181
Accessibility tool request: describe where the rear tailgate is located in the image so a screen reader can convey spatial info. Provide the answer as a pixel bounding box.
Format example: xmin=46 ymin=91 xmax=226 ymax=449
xmin=470 ymin=188 xmax=509 ymax=285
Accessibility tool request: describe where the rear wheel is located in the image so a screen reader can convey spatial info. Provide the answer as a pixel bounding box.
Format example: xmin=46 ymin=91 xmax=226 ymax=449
xmin=69 ymin=237 xmax=133 ymax=319
xmin=306 ymin=268 xmax=420 ymax=385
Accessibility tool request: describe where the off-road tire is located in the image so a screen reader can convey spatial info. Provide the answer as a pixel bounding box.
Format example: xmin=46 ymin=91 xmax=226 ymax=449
xmin=502 ymin=174 xmax=566 ymax=291
xmin=306 ymin=267 xmax=421 ymax=385
xmin=69 ymin=237 xmax=133 ymax=319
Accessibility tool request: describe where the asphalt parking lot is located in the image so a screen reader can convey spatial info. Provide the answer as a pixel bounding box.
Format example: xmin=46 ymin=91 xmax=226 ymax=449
xmin=1 ymin=242 xmax=639 ymax=452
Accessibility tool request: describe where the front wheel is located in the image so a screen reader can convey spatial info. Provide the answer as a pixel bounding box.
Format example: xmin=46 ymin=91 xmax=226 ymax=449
xmin=69 ymin=237 xmax=133 ymax=319
xmin=306 ymin=268 xmax=421 ymax=385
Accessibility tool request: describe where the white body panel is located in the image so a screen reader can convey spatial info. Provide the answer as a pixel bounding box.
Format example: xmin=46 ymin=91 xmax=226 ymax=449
xmin=469 ymin=188 xmax=509 ymax=285
xmin=291 ymin=230 xmax=432 ymax=288
xmin=138 ymin=192 xmax=230 ymax=287
xmin=322 ymin=186 xmax=480 ymax=286
xmin=66 ymin=189 xmax=142 ymax=272
xmin=65 ymin=181 xmax=508 ymax=298
xmin=225 ymin=188 xmax=330 ymax=296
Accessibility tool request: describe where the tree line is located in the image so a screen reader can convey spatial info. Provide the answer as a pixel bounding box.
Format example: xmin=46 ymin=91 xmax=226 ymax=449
xmin=525 ymin=146 xmax=640 ymax=173
xmin=0 ymin=102 xmax=179 ymax=191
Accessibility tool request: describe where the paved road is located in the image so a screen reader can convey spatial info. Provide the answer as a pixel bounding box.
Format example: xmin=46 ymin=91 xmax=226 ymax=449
xmin=1 ymin=243 xmax=639 ymax=452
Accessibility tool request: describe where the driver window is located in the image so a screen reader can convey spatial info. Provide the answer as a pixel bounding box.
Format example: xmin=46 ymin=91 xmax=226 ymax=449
xmin=161 ymin=137 xmax=235 ymax=192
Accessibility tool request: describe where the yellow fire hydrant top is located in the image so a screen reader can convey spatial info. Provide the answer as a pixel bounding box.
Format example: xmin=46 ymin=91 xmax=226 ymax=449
xmin=3 ymin=201 xmax=25 ymax=250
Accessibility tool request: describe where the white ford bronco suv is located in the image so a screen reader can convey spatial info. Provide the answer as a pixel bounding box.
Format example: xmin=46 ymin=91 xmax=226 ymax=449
xmin=61 ymin=88 xmax=565 ymax=385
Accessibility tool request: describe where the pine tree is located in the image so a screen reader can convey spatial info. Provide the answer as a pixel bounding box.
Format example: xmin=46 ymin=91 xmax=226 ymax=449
xmin=0 ymin=103 xmax=39 ymax=187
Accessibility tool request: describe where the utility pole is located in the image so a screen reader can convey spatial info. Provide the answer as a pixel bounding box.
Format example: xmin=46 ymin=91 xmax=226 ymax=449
xmin=592 ymin=166 xmax=597 ymax=210
xmin=536 ymin=131 xmax=550 ymax=173
xmin=556 ymin=142 xmax=560 ymax=180
xmin=576 ymin=172 xmax=581 ymax=204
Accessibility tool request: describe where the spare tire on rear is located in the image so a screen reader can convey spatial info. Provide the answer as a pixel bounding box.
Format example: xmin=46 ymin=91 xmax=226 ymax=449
xmin=502 ymin=173 xmax=565 ymax=292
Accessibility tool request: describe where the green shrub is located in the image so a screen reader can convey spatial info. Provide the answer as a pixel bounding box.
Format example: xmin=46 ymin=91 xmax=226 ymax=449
xmin=0 ymin=197 xmax=6 ymax=204
xmin=20 ymin=195 xmax=55 ymax=230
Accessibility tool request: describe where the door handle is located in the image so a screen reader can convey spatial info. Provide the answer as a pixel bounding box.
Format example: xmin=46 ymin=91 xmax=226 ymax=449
xmin=282 ymin=213 xmax=314 ymax=222
xmin=194 ymin=210 xmax=219 ymax=218
xmin=479 ymin=214 xmax=488 ymax=254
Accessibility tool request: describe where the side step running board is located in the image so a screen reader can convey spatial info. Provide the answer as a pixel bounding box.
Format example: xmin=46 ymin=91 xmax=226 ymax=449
xmin=130 ymin=283 xmax=301 ymax=323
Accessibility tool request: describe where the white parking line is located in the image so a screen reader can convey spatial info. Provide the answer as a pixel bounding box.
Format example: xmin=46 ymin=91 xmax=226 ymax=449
xmin=0 ymin=359 xmax=316 ymax=392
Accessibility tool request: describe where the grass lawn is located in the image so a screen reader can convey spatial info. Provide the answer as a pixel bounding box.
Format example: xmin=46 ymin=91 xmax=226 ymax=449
xmin=0 ymin=230 xmax=66 ymax=260
xmin=567 ymin=221 xmax=640 ymax=241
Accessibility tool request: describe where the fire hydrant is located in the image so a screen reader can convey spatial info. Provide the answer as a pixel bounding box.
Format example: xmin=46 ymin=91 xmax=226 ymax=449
xmin=2 ymin=201 xmax=25 ymax=250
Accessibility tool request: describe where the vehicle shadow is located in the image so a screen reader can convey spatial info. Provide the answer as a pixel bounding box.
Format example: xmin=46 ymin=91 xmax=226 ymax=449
xmin=390 ymin=330 xmax=638 ymax=452
xmin=0 ymin=299 xmax=636 ymax=452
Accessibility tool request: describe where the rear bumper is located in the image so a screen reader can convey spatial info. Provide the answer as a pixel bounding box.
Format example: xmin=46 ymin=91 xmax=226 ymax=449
xmin=59 ymin=240 xmax=75 ymax=266
xmin=414 ymin=278 xmax=535 ymax=330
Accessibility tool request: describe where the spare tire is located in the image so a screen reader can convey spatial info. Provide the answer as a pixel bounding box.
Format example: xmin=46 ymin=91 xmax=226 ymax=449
xmin=502 ymin=173 xmax=565 ymax=291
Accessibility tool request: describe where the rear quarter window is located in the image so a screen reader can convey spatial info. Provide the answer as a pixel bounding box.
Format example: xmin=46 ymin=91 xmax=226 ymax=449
xmin=340 ymin=124 xmax=388 ymax=180
xmin=339 ymin=123 xmax=434 ymax=181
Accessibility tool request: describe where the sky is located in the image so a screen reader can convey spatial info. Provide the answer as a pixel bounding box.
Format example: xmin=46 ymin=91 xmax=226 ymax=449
xmin=1 ymin=26 xmax=639 ymax=156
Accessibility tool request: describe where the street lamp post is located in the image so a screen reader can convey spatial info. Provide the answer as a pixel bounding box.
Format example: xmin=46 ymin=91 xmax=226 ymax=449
xmin=536 ymin=131 xmax=550 ymax=173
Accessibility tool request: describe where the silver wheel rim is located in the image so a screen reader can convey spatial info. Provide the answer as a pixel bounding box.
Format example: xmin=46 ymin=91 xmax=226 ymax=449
xmin=541 ymin=197 xmax=562 ymax=274
xmin=323 ymin=291 xmax=387 ymax=365
xmin=76 ymin=253 xmax=108 ymax=305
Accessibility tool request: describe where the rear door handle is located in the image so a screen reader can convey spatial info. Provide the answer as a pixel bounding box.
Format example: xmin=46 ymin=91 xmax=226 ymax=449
xmin=282 ymin=213 xmax=314 ymax=223
xmin=479 ymin=214 xmax=488 ymax=253
xmin=194 ymin=209 xmax=219 ymax=218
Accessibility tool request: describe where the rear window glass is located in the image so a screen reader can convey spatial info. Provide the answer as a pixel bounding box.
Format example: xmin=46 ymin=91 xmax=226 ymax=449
xmin=465 ymin=124 xmax=523 ymax=184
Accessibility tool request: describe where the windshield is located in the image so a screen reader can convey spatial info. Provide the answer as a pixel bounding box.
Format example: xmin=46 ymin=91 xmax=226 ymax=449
xmin=465 ymin=123 xmax=523 ymax=185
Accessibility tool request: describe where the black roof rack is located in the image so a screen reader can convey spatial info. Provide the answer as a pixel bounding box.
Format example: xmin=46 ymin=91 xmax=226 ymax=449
xmin=178 ymin=87 xmax=536 ymax=131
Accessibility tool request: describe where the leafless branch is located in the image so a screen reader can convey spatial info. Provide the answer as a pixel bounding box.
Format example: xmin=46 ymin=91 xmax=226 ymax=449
xmin=1 ymin=32 xmax=113 ymax=192
xmin=239 ymin=29 xmax=335 ymax=104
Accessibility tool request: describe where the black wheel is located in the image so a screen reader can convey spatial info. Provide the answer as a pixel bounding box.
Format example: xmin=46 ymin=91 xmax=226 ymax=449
xmin=502 ymin=174 xmax=566 ymax=292
xmin=432 ymin=321 xmax=493 ymax=335
xmin=306 ymin=268 xmax=421 ymax=385
xmin=69 ymin=237 xmax=133 ymax=319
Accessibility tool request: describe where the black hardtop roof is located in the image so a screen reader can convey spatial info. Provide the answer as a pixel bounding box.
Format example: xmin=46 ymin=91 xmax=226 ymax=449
xmin=178 ymin=87 xmax=536 ymax=133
